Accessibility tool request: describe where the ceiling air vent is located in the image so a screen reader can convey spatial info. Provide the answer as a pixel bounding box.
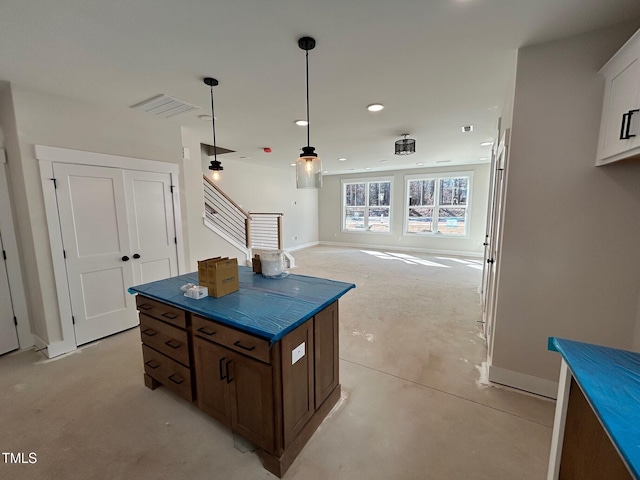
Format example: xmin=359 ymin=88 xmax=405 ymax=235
xmin=131 ymin=94 xmax=199 ymax=118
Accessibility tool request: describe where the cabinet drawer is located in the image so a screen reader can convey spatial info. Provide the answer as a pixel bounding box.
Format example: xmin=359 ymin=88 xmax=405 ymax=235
xmin=142 ymin=345 xmax=193 ymax=402
xmin=192 ymin=314 xmax=270 ymax=364
xmin=136 ymin=295 xmax=187 ymax=329
xmin=140 ymin=314 xmax=190 ymax=366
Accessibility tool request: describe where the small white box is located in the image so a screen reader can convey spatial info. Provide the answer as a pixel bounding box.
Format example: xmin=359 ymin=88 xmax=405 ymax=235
xmin=185 ymin=285 xmax=208 ymax=299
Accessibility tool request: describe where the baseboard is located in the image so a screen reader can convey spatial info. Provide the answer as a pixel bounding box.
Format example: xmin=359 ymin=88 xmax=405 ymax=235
xmin=317 ymin=241 xmax=483 ymax=258
xmin=286 ymin=241 xmax=320 ymax=253
xmin=33 ymin=334 xmax=76 ymax=359
xmin=488 ymin=364 xmax=558 ymax=399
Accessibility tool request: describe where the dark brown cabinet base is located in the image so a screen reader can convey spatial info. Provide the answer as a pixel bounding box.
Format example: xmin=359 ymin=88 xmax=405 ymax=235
xmin=136 ymin=294 xmax=341 ymax=478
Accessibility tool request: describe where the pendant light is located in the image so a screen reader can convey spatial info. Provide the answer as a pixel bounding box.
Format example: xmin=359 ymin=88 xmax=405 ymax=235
xmin=395 ymin=134 xmax=416 ymax=156
xmin=296 ymin=36 xmax=322 ymax=189
xmin=204 ymin=77 xmax=223 ymax=181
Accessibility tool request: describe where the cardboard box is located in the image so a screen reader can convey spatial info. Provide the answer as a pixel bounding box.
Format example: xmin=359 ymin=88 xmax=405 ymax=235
xmin=197 ymin=257 xmax=239 ymax=298
xmin=252 ymin=254 xmax=262 ymax=274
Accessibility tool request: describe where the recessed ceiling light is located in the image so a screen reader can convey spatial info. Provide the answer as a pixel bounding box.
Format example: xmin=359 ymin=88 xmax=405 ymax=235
xmin=295 ymin=119 xmax=309 ymax=126
xmin=461 ymin=125 xmax=473 ymax=133
xmin=199 ymin=114 xmax=213 ymax=121
xmin=436 ymin=160 xmax=451 ymax=164
xmin=338 ymin=157 xmax=347 ymax=161
xmin=478 ymin=157 xmax=488 ymax=161
xmin=365 ymin=167 xmax=371 ymax=170
xmin=480 ymin=141 xmax=493 ymax=146
xmin=416 ymin=162 xmax=424 ymax=166
xmin=379 ymin=159 xmax=388 ymax=163
xmin=323 ymin=170 xmax=329 ymax=174
xmin=289 ymin=163 xmax=296 ymax=167
xmin=367 ymin=104 xmax=384 ymax=112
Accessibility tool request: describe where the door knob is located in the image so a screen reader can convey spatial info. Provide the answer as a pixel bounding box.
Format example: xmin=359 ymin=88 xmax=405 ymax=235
xmin=121 ymin=256 xmax=130 ymax=262
xmin=133 ymin=253 xmax=141 ymax=259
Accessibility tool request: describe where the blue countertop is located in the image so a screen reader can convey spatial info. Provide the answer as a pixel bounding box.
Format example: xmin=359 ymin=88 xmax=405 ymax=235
xmin=549 ymin=337 xmax=640 ymax=478
xmin=129 ymin=267 xmax=355 ymax=344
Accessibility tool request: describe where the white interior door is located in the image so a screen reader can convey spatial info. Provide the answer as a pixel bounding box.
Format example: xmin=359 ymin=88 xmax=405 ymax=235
xmin=54 ymin=163 xmax=137 ymax=346
xmin=483 ymin=129 xmax=510 ymax=359
xmin=125 ymin=170 xmax=178 ymax=284
xmin=0 ymin=231 xmax=19 ymax=355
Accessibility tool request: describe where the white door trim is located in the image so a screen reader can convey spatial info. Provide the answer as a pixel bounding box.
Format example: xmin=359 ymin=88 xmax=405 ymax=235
xmin=0 ymin=149 xmax=32 ymax=350
xmin=37 ymin=145 xmax=184 ymax=357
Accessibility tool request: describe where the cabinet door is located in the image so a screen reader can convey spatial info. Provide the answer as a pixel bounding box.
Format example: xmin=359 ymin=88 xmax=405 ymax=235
xmin=281 ymin=320 xmax=314 ymax=447
xmin=598 ymin=36 xmax=640 ymax=164
xmin=229 ymin=353 xmax=274 ymax=452
xmin=314 ymin=302 xmax=339 ymax=407
xmin=193 ymin=337 xmax=232 ymax=427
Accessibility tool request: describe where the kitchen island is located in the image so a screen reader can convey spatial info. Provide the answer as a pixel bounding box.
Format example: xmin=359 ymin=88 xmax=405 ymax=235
xmin=129 ymin=267 xmax=355 ymax=477
xmin=547 ymin=337 xmax=640 ymax=480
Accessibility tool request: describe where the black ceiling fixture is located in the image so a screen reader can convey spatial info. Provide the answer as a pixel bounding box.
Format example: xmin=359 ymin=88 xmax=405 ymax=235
xmin=296 ymin=36 xmax=322 ymax=189
xmin=204 ymin=77 xmax=223 ymax=181
xmin=395 ymin=134 xmax=416 ymax=156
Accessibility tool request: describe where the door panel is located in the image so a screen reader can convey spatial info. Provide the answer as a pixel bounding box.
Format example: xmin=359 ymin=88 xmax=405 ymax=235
xmin=54 ymin=163 xmax=137 ymax=346
xmin=0 ymin=231 xmax=19 ymax=355
xmin=125 ymin=171 xmax=177 ymax=285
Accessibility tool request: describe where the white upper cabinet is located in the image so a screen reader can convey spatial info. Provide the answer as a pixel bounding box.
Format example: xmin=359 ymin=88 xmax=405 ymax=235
xmin=597 ymin=29 xmax=640 ymax=166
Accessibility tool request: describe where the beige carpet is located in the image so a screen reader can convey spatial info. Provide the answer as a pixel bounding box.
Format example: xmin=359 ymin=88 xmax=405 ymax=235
xmin=0 ymin=245 xmax=554 ymax=479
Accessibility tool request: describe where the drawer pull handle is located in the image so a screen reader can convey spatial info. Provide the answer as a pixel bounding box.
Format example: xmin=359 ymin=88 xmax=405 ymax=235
xmin=233 ymin=340 xmax=255 ymax=352
xmin=144 ymin=359 xmax=160 ymax=369
xmin=165 ymin=339 xmax=182 ymax=349
xmin=219 ymin=357 xmax=227 ymax=381
xmin=225 ymin=360 xmax=233 ymax=384
xmin=168 ymin=374 xmax=184 ymax=385
xmin=138 ymin=303 xmax=152 ymax=311
xmin=197 ymin=326 xmax=217 ymax=336
xmin=142 ymin=328 xmax=158 ymax=337
xmin=161 ymin=312 xmax=178 ymax=320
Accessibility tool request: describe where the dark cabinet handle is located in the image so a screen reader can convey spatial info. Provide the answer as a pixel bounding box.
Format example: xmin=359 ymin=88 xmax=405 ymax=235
xmin=138 ymin=303 xmax=152 ymax=311
xmin=142 ymin=328 xmax=157 ymax=337
xmin=165 ymin=339 xmax=182 ymax=349
xmin=225 ymin=360 xmax=233 ymax=384
xmin=487 ymin=259 xmax=495 ymax=264
xmin=133 ymin=253 xmax=141 ymax=259
xmin=233 ymin=340 xmax=256 ymax=352
xmin=161 ymin=312 xmax=178 ymax=320
xmin=122 ymin=256 xmax=130 ymax=262
xmin=144 ymin=359 xmax=160 ymax=369
xmin=219 ymin=357 xmax=227 ymax=381
xmin=168 ymin=374 xmax=184 ymax=385
xmin=620 ymin=109 xmax=639 ymax=139
xmin=197 ymin=326 xmax=216 ymax=336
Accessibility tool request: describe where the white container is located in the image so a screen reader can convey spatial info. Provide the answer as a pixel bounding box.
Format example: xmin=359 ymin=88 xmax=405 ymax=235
xmin=260 ymin=250 xmax=285 ymax=278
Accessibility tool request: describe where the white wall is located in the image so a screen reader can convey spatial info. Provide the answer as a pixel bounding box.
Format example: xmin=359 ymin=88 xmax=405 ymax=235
xmin=180 ymin=134 xmax=320 ymax=272
xmin=489 ymin=21 xmax=640 ymax=397
xmin=1 ymin=83 xmax=183 ymax=348
xmin=318 ymin=165 xmax=490 ymax=257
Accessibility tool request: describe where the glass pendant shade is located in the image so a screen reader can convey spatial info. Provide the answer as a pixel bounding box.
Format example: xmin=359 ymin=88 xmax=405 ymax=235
xmin=296 ymin=147 xmax=322 ymax=188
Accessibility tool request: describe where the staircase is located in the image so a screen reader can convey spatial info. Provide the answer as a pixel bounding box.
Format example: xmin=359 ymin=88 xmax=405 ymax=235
xmin=202 ymin=175 xmax=295 ymax=267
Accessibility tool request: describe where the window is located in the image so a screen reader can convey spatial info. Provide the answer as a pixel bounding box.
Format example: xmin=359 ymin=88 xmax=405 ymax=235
xmin=343 ymin=179 xmax=391 ymax=232
xmin=406 ymin=173 xmax=470 ymax=236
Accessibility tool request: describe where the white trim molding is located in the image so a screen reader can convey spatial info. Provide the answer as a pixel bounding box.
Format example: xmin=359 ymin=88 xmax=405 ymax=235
xmin=0 ymin=157 xmax=33 ymax=350
xmin=488 ymin=364 xmax=559 ymax=399
xmin=319 ymin=240 xmax=483 ymax=259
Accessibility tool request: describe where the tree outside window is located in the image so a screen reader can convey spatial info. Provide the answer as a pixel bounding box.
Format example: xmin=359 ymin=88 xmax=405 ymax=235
xmin=343 ymin=179 xmax=391 ymax=232
xmin=406 ymin=174 xmax=470 ymax=235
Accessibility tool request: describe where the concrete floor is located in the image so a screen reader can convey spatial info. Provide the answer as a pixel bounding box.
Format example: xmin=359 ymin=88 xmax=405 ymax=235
xmin=0 ymin=245 xmax=555 ymax=479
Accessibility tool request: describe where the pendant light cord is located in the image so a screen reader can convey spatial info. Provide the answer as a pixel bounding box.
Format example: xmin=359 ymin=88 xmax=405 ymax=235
xmin=306 ymin=48 xmax=310 ymax=149
xmin=210 ymin=85 xmax=217 ymax=162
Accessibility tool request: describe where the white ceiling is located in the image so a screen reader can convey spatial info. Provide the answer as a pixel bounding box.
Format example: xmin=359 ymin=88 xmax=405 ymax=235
xmin=1 ymin=1 xmax=640 ymax=175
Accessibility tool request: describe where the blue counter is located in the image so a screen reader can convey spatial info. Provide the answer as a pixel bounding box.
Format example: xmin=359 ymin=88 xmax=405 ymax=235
xmin=548 ymin=337 xmax=640 ymax=478
xmin=129 ymin=267 xmax=355 ymax=344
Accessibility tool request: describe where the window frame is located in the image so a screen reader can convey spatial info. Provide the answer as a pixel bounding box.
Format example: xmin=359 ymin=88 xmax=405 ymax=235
xmin=341 ymin=177 xmax=393 ymax=234
xmin=404 ymin=171 xmax=473 ymax=237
